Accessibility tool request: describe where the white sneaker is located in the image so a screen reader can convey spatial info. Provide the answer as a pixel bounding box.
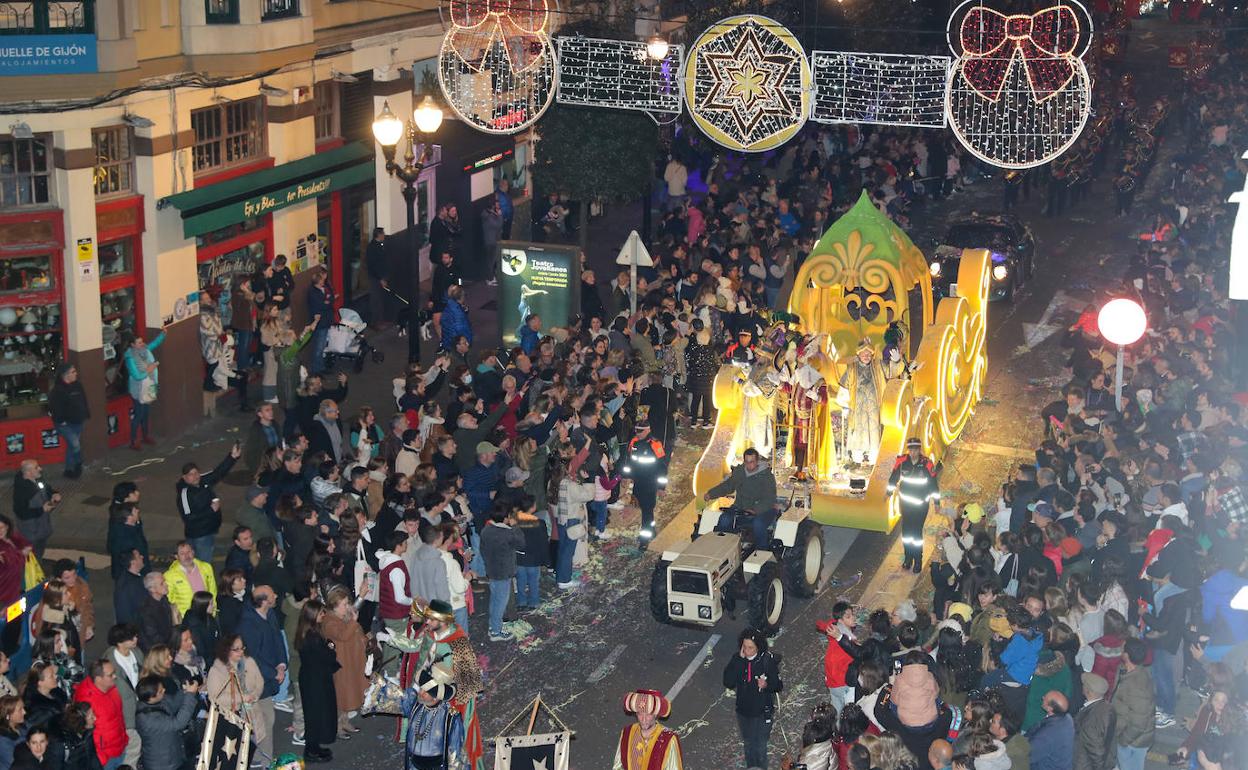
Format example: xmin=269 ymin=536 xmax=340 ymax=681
xmin=486 ymin=278 xmax=498 ymax=287
xmin=291 ymin=733 xmax=305 ymax=746
xmin=265 ymin=396 xmax=279 ymax=404
xmin=273 ymin=699 xmax=293 ymax=713
xmin=557 ymin=581 xmax=579 ymax=590
xmin=608 ymin=501 xmax=626 ymax=510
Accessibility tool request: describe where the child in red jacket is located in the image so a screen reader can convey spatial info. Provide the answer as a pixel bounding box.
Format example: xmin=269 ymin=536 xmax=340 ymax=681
xmin=816 ymin=601 xmax=859 ymax=714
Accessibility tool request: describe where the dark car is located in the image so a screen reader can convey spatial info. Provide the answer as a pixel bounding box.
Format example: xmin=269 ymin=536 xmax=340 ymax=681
xmin=928 ymin=215 xmax=1035 ymax=302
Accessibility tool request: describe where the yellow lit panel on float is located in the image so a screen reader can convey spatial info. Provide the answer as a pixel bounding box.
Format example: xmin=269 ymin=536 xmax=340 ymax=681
xmin=690 ymin=192 xmax=990 ymax=533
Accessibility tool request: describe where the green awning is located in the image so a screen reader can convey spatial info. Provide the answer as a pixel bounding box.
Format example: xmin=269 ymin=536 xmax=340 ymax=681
xmin=162 ymin=142 xmax=375 ymax=238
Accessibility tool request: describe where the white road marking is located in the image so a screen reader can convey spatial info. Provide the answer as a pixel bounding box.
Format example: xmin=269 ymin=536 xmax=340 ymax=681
xmin=1021 ymin=289 xmax=1069 ymax=349
xmin=666 ymin=634 xmax=721 ymax=703
xmin=588 ymin=644 xmax=629 ymax=683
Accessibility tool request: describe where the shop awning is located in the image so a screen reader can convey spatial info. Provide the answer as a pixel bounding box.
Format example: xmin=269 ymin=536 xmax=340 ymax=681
xmin=161 ymin=142 xmax=375 ymax=239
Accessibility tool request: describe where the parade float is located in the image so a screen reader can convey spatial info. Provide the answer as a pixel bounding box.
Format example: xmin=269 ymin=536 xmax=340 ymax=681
xmin=691 ymin=192 xmax=991 ymax=532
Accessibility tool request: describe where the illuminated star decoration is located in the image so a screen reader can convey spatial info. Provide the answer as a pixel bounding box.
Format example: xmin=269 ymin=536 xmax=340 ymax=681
xmin=699 ymin=23 xmax=798 ymax=140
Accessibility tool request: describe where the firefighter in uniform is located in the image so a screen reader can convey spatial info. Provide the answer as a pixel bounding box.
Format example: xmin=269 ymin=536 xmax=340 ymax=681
xmin=624 ymin=420 xmax=668 ymax=547
xmin=887 ymin=437 xmax=939 ymax=573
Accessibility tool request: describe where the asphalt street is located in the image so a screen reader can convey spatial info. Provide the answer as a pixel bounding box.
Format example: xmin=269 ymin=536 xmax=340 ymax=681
xmin=18 ymin=16 xmax=1203 ymax=770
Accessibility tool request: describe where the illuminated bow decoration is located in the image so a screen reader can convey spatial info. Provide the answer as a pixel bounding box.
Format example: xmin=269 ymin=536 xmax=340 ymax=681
xmin=445 ymin=0 xmax=550 ymax=74
xmin=958 ymin=5 xmax=1082 ymax=103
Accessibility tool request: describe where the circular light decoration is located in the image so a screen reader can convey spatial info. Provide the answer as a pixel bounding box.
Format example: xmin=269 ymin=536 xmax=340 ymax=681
xmin=945 ymin=0 xmax=1093 ymax=170
xmin=683 ymin=15 xmax=812 ymax=153
xmin=438 ymin=0 xmax=556 ymax=134
xmin=1097 ymin=298 xmax=1147 ymax=346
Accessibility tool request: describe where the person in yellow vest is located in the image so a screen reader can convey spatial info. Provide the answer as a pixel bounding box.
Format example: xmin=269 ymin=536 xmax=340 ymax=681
xmin=164 ymin=541 xmax=217 ymax=616
xmin=613 ymin=689 xmax=683 ymax=770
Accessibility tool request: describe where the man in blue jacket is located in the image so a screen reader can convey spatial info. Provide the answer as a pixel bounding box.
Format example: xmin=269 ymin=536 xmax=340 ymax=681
xmin=440 ymin=284 xmax=473 ymax=351
xmin=518 ymin=314 xmax=541 ymax=356
xmin=235 ymin=585 xmax=288 ymax=761
xmin=1200 ymin=543 xmax=1248 ymax=661
xmin=1026 ymin=691 xmax=1074 ymax=770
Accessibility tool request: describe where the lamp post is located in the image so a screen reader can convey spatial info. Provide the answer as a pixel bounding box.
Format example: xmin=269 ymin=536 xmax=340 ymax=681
xmin=1097 ymin=297 xmax=1147 ymax=412
xmin=372 ymin=95 xmax=443 ymax=362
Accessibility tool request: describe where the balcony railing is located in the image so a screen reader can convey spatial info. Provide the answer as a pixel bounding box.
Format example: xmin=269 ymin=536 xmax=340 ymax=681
xmin=260 ymin=0 xmax=298 ymax=21
xmin=0 ymin=0 xmax=94 ymax=35
xmin=204 ymin=0 xmax=237 ymax=24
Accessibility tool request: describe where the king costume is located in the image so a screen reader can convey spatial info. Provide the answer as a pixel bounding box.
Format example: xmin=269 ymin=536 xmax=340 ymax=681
xmin=399 ymin=601 xmax=485 ymax=770
xmin=612 ymin=690 xmax=683 ymax=770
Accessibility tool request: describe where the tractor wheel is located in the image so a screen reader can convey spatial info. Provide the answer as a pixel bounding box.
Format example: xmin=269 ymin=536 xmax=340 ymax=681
xmin=747 ymin=561 xmax=785 ymax=635
xmin=649 ymin=562 xmax=672 ymax=624
xmin=782 ymin=519 xmax=824 ymax=598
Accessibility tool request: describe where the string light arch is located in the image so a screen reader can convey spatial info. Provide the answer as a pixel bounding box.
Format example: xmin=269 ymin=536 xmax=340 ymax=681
xmin=437 ymin=0 xmax=557 ymax=134
xmin=943 ymin=0 xmax=1094 ymax=169
xmin=682 ymin=14 xmax=814 ymax=153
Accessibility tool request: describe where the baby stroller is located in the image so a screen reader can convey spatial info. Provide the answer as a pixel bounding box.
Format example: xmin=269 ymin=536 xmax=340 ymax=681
xmin=324 ymin=308 xmax=384 ymax=373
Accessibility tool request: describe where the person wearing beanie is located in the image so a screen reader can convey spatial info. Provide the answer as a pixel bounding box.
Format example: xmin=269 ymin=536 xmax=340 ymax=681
xmin=235 ymin=485 xmax=275 ymax=544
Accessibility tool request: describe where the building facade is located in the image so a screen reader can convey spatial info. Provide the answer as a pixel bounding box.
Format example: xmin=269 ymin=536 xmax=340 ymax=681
xmin=0 ymin=0 xmax=532 ymax=468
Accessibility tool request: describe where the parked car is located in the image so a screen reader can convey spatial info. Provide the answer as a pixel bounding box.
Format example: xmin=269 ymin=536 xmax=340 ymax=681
xmin=928 ymin=214 xmax=1035 ymax=302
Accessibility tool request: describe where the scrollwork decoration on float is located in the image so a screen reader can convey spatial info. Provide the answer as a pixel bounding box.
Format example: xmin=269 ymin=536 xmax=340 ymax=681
xmin=944 ymin=0 xmax=1093 ymax=169
xmin=683 ymin=15 xmax=813 ymax=153
xmin=438 ymin=0 xmax=557 ymax=134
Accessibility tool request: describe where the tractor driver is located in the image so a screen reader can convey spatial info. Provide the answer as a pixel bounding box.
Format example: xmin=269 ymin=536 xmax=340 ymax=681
xmin=702 ymin=447 xmax=779 ymax=549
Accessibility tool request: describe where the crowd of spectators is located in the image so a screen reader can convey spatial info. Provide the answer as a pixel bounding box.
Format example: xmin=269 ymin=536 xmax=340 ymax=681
xmin=787 ymin=31 xmax=1248 ymax=770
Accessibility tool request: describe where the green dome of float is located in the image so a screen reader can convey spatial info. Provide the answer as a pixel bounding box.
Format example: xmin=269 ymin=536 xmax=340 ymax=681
xmin=789 ymin=190 xmax=933 ymax=356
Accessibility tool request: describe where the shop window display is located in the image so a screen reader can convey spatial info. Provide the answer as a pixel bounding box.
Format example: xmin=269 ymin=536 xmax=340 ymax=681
xmin=102 ymin=286 xmax=137 ymax=397
xmin=0 ymin=253 xmax=53 ymax=293
xmin=0 ymin=302 xmax=62 ymax=416
xmin=98 ymin=238 xmax=133 ymax=278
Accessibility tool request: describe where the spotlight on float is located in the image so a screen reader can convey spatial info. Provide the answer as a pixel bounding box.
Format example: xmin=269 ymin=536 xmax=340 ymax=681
xmin=1097 ymin=297 xmax=1147 ymax=413
xmin=646 ymin=34 xmax=670 ymax=60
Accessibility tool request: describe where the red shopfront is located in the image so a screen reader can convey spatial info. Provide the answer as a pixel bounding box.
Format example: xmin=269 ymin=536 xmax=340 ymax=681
xmin=96 ymin=195 xmax=148 ymax=449
xmin=0 ymin=209 xmax=67 ymax=469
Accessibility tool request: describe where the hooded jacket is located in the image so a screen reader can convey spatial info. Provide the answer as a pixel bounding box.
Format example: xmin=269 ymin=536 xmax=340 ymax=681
xmin=973 ymin=740 xmax=1010 ymax=770
xmin=1112 ymin=665 xmax=1154 ymax=749
xmin=1201 ymin=569 xmax=1248 ymax=644
xmin=1022 ymin=650 xmax=1073 ymax=731
xmin=1001 ymin=629 xmax=1043 ymax=685
xmin=136 ymin=689 xmax=197 ymax=770
xmin=406 ymin=541 xmax=451 ymax=604
xmin=704 ymin=461 xmax=778 ymax=513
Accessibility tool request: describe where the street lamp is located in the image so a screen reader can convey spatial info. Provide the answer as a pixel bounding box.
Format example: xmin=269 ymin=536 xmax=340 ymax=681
xmin=372 ymin=96 xmax=443 ymax=362
xmin=1097 ymin=297 xmax=1147 ymax=412
xmin=646 ymin=34 xmax=670 ymax=60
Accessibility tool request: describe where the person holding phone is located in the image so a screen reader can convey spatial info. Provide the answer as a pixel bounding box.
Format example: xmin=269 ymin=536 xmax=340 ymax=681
xmin=723 ymin=627 xmax=784 ymax=770
xmin=174 ymin=442 xmax=242 ymax=562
